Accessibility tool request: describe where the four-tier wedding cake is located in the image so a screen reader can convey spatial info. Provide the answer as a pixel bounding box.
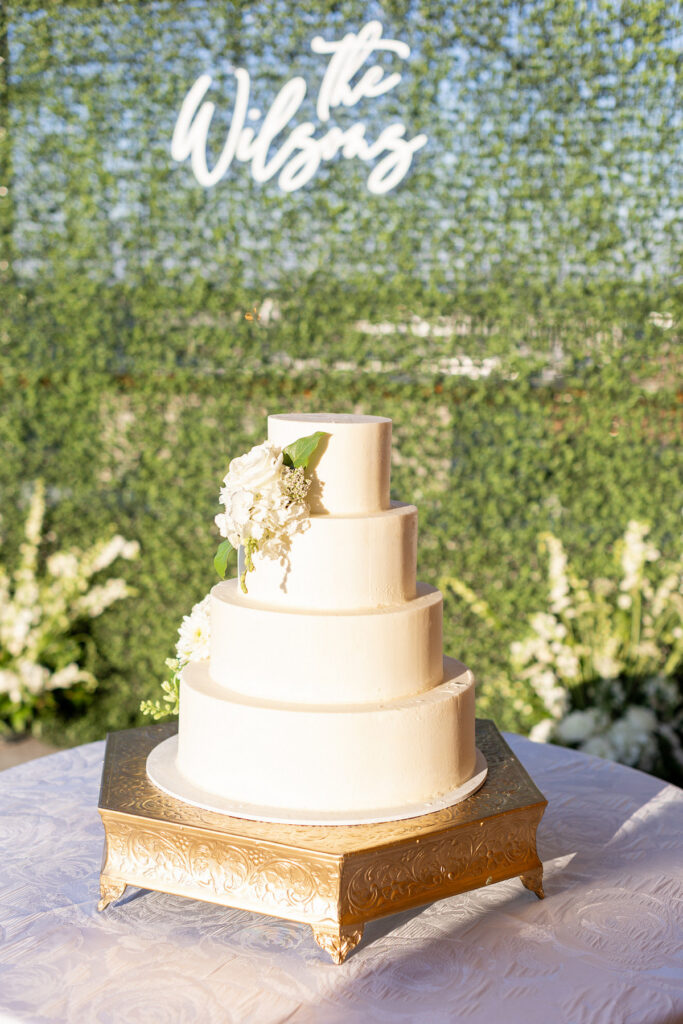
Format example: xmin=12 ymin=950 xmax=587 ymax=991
xmin=148 ymin=413 xmax=486 ymax=824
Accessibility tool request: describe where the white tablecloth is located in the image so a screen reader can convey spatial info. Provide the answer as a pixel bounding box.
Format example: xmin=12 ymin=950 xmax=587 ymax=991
xmin=0 ymin=735 xmax=681 ymax=1024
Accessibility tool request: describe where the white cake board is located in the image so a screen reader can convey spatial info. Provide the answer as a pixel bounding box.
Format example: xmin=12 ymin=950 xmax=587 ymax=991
xmin=146 ymin=735 xmax=488 ymax=826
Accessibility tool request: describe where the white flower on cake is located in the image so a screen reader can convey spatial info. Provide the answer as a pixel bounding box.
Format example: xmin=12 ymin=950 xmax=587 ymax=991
xmin=214 ymin=431 xmax=326 ymax=592
xmin=141 ymin=429 xmax=326 ymax=719
xmin=222 ymin=441 xmax=283 ymax=495
xmin=140 ymin=594 xmax=212 ymax=720
xmin=177 ymin=595 xmax=211 ymax=663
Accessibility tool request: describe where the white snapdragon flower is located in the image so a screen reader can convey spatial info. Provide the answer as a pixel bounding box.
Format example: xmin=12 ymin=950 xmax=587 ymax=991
xmin=651 ymin=571 xmax=682 ymax=616
xmin=511 ymin=635 xmax=549 ymax=667
xmin=24 ymin=481 xmax=45 ymax=548
xmin=620 ymin=521 xmax=660 ymax=592
xmin=74 ymin=578 xmax=131 ymax=617
xmin=543 ymin=533 xmax=572 ymax=614
xmin=1 ymin=482 xmax=138 ymax=725
xmin=592 ymin=638 xmax=624 ymax=680
xmin=46 ymin=552 xmax=80 ymax=580
xmin=0 ymin=605 xmax=36 ymax=658
xmin=84 ymin=535 xmax=139 ymax=575
xmin=16 ymin=659 xmax=50 ymax=695
xmin=530 ymin=612 xmax=566 ymax=642
xmin=47 ymin=663 xmax=95 ymax=691
xmin=530 ymin=668 xmax=569 ymax=718
xmin=554 ymin=645 xmax=581 ymax=681
xmin=176 ymin=595 xmax=211 ymax=664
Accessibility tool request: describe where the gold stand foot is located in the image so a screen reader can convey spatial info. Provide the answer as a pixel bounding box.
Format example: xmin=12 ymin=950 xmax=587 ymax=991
xmin=98 ymin=875 xmax=127 ymax=911
xmin=520 ymin=866 xmax=545 ymax=900
xmin=312 ymin=922 xmax=364 ymax=964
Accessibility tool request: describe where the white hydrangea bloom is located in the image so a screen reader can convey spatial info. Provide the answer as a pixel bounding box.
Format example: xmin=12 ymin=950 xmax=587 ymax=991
xmin=605 ymin=706 xmax=659 ymax=768
xmin=555 ymin=707 xmax=608 ymax=745
xmin=215 ymin=441 xmax=312 ymax=587
xmin=580 ymin=734 xmax=618 ymax=761
xmin=643 ymin=675 xmax=679 ymax=711
xmin=529 ymin=718 xmax=556 ymax=743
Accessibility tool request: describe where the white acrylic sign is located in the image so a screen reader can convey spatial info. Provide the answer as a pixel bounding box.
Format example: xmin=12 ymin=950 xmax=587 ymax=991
xmin=171 ymin=20 xmax=428 ymax=195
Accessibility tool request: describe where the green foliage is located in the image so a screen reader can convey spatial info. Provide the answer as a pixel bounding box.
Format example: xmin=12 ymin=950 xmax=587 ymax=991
xmin=140 ymin=664 xmax=181 ymax=721
xmin=213 ymin=540 xmax=232 ymax=580
xmin=1 ymin=2 xmax=681 ymax=749
xmin=282 ymin=432 xmax=327 ymax=470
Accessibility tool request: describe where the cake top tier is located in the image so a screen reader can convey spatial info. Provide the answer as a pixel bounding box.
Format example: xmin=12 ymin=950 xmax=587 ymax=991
xmin=268 ymin=413 xmax=392 ymax=515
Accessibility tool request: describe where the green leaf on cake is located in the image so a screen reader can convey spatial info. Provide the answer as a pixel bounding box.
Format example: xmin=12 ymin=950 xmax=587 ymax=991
xmin=214 ymin=539 xmax=232 ymax=579
xmin=282 ymin=431 xmax=326 ymax=470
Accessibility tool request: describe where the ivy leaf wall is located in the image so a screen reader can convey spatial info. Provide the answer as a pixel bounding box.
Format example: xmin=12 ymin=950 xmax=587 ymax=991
xmin=1 ymin=0 xmax=681 ymax=740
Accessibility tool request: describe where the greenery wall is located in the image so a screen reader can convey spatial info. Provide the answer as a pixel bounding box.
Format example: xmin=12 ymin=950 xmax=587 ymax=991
xmin=1 ymin=0 xmax=681 ymax=744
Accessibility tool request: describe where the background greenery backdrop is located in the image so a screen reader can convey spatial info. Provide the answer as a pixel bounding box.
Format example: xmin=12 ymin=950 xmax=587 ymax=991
xmin=1 ymin=0 xmax=681 ymax=745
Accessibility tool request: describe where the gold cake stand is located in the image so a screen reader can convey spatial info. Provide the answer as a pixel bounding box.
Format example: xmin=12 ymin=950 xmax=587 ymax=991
xmin=97 ymin=720 xmax=546 ymax=964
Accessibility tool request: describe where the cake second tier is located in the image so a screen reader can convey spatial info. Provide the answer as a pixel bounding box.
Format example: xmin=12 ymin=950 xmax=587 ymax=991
xmin=244 ymin=502 xmax=417 ymax=610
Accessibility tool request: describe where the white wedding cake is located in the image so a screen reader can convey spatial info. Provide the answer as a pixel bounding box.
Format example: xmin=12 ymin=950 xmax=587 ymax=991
xmin=150 ymin=413 xmax=486 ymax=824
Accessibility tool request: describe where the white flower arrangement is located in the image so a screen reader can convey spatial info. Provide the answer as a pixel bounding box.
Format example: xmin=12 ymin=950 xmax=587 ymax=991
xmin=141 ymin=430 xmax=326 ymax=719
xmin=443 ymin=521 xmax=683 ymax=782
xmin=0 ymin=481 xmax=139 ymax=735
xmin=519 ymin=524 xmax=683 ymax=778
xmin=213 ymin=431 xmax=325 ymax=592
xmin=140 ymin=594 xmax=211 ymax=720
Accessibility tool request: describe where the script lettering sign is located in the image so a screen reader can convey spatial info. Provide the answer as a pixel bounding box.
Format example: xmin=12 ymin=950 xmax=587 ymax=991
xmin=171 ymin=21 xmax=428 ymax=195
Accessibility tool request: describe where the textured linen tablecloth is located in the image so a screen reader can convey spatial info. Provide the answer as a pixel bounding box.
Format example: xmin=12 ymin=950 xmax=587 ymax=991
xmin=0 ymin=735 xmax=681 ymax=1024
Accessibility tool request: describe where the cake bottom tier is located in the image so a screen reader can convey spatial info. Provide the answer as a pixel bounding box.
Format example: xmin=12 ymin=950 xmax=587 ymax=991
xmin=175 ymin=658 xmax=477 ymax=816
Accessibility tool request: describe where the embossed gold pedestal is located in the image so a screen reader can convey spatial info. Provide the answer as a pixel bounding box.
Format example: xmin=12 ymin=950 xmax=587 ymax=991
xmin=98 ymin=720 xmax=546 ymax=964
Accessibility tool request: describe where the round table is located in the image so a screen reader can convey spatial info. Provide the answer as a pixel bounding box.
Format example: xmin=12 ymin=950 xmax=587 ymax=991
xmin=0 ymin=735 xmax=681 ymax=1023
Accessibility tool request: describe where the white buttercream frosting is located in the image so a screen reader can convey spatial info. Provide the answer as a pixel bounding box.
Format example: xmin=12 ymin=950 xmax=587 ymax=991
xmin=177 ymin=657 xmax=476 ymax=815
xmin=172 ymin=411 xmax=480 ymax=820
xmin=209 ymin=579 xmax=443 ymax=704
xmin=267 ymin=412 xmax=392 ymax=515
xmin=243 ymin=502 xmax=418 ymax=610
